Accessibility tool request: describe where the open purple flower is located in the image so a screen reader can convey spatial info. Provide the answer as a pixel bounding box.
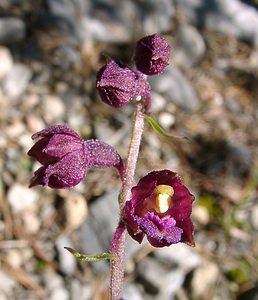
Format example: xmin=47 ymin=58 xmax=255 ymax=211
xmin=133 ymin=33 xmax=170 ymax=76
xmin=28 ymin=125 xmax=124 ymax=189
xmin=96 ymin=60 xmax=150 ymax=108
xmin=123 ymin=170 xmax=195 ymax=247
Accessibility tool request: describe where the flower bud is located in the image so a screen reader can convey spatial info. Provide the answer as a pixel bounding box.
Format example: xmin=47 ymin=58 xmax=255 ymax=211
xmin=123 ymin=170 xmax=195 ymax=247
xmin=134 ymin=33 xmax=170 ymax=75
xmin=28 ymin=125 xmax=124 ymax=188
xmin=96 ymin=60 xmax=149 ymax=108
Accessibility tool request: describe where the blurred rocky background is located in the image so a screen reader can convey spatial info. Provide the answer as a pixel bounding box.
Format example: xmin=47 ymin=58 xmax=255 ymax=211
xmin=0 ymin=0 xmax=258 ymax=299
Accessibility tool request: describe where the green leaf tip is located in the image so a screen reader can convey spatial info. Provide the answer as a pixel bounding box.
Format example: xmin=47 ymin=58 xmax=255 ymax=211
xmin=64 ymin=247 xmax=117 ymax=262
xmin=145 ymin=115 xmax=189 ymax=141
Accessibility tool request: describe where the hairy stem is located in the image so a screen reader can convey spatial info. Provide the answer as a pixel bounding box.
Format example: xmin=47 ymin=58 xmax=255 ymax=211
xmin=110 ymin=100 xmax=145 ymax=300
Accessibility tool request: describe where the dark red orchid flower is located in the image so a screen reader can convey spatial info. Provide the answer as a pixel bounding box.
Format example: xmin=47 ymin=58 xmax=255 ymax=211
xmin=123 ymin=170 xmax=195 ymax=247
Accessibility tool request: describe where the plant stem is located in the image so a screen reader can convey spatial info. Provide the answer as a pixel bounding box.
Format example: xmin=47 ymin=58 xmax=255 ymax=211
xmin=110 ymin=100 xmax=145 ymax=300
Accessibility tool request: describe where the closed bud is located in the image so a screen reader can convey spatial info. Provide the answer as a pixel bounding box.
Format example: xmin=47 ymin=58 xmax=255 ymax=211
xmin=96 ymin=60 xmax=150 ymax=108
xmin=134 ymin=33 xmax=170 ymax=75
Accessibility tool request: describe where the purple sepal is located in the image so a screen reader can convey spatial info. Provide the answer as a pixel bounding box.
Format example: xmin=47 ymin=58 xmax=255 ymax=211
xmin=85 ymin=139 xmax=125 ymax=179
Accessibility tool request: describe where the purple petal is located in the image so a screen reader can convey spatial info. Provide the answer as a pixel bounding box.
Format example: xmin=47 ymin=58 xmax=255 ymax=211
xmin=34 ymin=150 xmax=87 ymax=189
xmin=131 ymin=180 xmax=157 ymax=207
xmin=31 ymin=125 xmax=80 ymax=140
xmin=44 ymin=134 xmax=83 ymax=157
xmin=136 ymin=213 xmax=183 ymax=247
xmin=137 ymin=170 xmax=177 ymax=188
xmin=29 ymin=166 xmax=49 ymax=187
xmin=28 ymin=137 xmax=57 ymax=165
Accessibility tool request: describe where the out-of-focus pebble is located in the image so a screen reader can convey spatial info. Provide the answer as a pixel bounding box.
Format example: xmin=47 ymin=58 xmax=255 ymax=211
xmin=0 ymin=271 xmax=16 ymax=295
xmin=42 ymin=95 xmax=66 ymax=123
xmin=251 ymin=205 xmax=258 ymax=230
xmin=192 ymin=205 xmax=210 ymax=225
xmin=2 ymin=64 xmax=32 ymax=99
xmin=50 ymin=287 xmax=69 ymax=300
xmin=55 ymin=235 xmax=76 ymax=276
xmin=158 ymin=112 xmax=176 ymax=129
xmin=7 ymin=183 xmax=38 ymax=213
xmin=0 ymin=46 xmax=13 ymax=79
xmin=191 ymin=260 xmax=220 ymax=298
xmin=64 ymin=192 xmax=88 ymax=230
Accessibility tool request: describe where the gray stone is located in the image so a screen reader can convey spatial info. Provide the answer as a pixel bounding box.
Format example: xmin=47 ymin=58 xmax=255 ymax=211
xmin=191 ymin=260 xmax=220 ymax=299
xmin=173 ymin=24 xmax=206 ymax=68
xmin=0 ymin=271 xmax=16 ymax=295
xmin=0 ymin=46 xmax=13 ymax=79
xmin=123 ymin=284 xmax=143 ymax=300
xmin=50 ymin=287 xmax=69 ymax=300
xmin=55 ymin=236 xmax=76 ymax=276
xmin=43 ymin=270 xmax=64 ymax=292
xmin=47 ymin=0 xmax=175 ymax=43
xmin=0 ymin=17 xmax=26 ymax=44
xmin=70 ymin=280 xmax=92 ymax=300
xmin=42 ymin=95 xmax=66 ymax=123
xmin=137 ymin=256 xmax=185 ymax=299
xmin=149 ymin=66 xmax=200 ymax=112
xmin=7 ymin=183 xmax=38 ymax=213
xmin=1 ymin=64 xmax=32 ymax=99
xmin=251 ymin=205 xmax=258 ymax=230
xmin=135 ymin=0 xmax=175 ymax=34
xmin=154 ymin=243 xmax=201 ymax=273
xmin=177 ymin=0 xmax=258 ymax=48
xmin=158 ymin=112 xmax=176 ymax=129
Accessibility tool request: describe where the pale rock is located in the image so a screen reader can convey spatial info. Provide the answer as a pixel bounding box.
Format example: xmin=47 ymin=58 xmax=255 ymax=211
xmin=70 ymin=280 xmax=92 ymax=300
xmin=192 ymin=260 xmax=220 ymax=298
xmin=155 ymin=243 xmax=201 ymax=272
xmin=18 ymin=133 xmax=33 ymax=150
xmin=0 ymin=46 xmax=13 ymax=79
xmin=64 ymin=192 xmax=87 ymax=231
xmin=7 ymin=183 xmax=38 ymax=213
xmin=192 ymin=205 xmax=210 ymax=225
xmin=173 ymin=24 xmax=206 ymax=68
xmin=178 ymin=0 xmax=258 ymax=48
xmin=22 ymin=212 xmax=41 ymax=234
xmin=55 ymin=235 xmax=76 ymax=276
xmin=26 ymin=114 xmax=45 ymax=133
xmin=43 ymin=270 xmax=63 ymax=292
xmin=42 ymin=95 xmax=65 ymax=123
xmin=251 ymin=205 xmax=258 ymax=230
xmin=151 ymin=92 xmax=166 ymax=112
xmin=1 ymin=64 xmax=32 ymax=99
xmin=50 ymin=287 xmax=69 ymax=300
xmin=149 ymin=65 xmax=200 ymax=112
xmin=0 ymin=271 xmax=16 ymax=294
xmin=137 ymin=256 xmax=185 ymax=299
xmin=5 ymin=122 xmax=25 ymax=139
xmin=124 ymin=284 xmax=142 ymax=300
xmin=0 ymin=291 xmax=7 ymax=300
xmin=0 ymin=17 xmax=26 ymax=44
xmin=158 ymin=112 xmax=176 ymax=129
xmin=5 ymin=249 xmax=23 ymax=269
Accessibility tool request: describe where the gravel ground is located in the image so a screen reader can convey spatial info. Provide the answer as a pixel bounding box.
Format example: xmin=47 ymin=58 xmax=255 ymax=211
xmin=0 ymin=1 xmax=258 ymax=299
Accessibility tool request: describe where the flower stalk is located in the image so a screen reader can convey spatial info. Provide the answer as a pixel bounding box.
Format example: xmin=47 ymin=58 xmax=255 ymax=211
xmin=110 ymin=99 xmax=145 ymax=300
